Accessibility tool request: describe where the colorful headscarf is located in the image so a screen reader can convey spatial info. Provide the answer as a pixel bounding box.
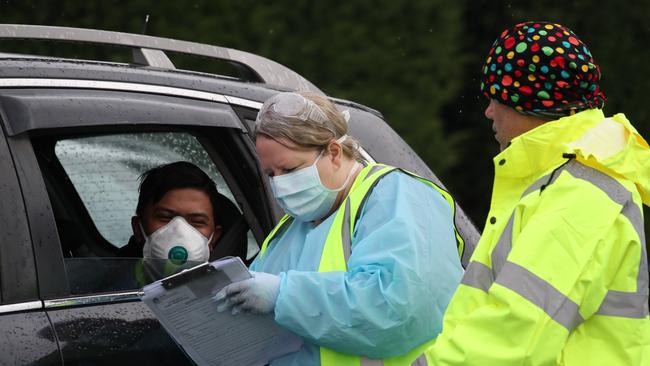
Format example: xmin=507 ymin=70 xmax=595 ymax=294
xmin=480 ymin=21 xmax=606 ymax=118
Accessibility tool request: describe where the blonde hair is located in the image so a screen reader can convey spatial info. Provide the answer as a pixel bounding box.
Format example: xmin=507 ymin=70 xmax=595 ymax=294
xmin=254 ymin=91 xmax=360 ymax=159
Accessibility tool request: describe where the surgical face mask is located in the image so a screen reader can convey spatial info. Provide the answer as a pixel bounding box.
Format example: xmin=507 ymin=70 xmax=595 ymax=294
xmin=141 ymin=216 xmax=211 ymax=263
xmin=270 ymin=137 xmax=359 ymax=222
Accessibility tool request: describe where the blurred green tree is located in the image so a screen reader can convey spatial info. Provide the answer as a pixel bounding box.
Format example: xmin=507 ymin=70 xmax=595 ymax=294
xmin=1 ymin=0 xmax=648 ymax=232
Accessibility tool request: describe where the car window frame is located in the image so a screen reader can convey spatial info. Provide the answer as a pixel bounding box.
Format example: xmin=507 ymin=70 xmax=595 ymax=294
xmin=28 ymin=125 xmax=271 ymax=300
xmin=0 ymin=127 xmax=39 ymax=305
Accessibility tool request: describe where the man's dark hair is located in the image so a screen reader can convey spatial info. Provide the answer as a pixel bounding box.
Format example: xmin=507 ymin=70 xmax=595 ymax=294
xmin=135 ymin=161 xmax=220 ymax=223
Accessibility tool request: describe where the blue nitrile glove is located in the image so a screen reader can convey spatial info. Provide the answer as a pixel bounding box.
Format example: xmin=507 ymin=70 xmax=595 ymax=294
xmin=213 ymin=271 xmax=280 ymax=315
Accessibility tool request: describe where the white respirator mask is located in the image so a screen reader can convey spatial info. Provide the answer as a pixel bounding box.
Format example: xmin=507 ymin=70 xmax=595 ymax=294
xmin=141 ymin=216 xmax=211 ymax=263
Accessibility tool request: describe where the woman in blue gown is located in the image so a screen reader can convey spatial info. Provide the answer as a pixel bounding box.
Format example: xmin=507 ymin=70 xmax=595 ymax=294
xmin=215 ymin=91 xmax=463 ymax=365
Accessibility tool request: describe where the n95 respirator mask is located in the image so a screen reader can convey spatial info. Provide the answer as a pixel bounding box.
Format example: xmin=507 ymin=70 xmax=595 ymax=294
xmin=141 ymin=216 xmax=211 ymax=263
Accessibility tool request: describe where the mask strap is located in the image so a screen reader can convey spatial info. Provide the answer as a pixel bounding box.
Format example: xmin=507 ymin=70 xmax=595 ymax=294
xmin=138 ymin=220 xmax=149 ymax=241
xmin=313 ymin=134 xmax=347 ymax=166
xmin=324 ymin=160 xmax=360 ymax=193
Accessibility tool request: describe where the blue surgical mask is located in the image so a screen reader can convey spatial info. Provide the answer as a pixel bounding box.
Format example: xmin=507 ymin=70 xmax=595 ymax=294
xmin=270 ymin=142 xmax=359 ymax=222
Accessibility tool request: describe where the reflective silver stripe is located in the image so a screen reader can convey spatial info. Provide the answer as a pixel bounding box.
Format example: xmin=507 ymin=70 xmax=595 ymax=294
xmin=491 ymin=167 xmax=567 ymax=273
xmin=461 ymin=261 xmax=494 ymax=292
xmin=521 ymin=171 xmax=555 ymax=197
xmin=622 ymin=201 xmax=647 ymax=253
xmin=491 ymin=213 xmax=514 ymax=278
xmin=564 ymin=162 xmax=630 ymax=206
xmin=560 ymin=162 xmax=649 ymax=318
xmin=461 ymin=240 xmax=475 ymax=269
xmin=364 ymin=164 xmax=386 ymax=180
xmin=341 ymin=198 xmax=352 ymax=266
xmin=500 ymin=160 xmax=649 ymax=319
xmin=339 ymin=165 xmax=389 ymax=268
xmin=411 ymin=354 xmax=429 ymax=366
xmin=496 ymin=261 xmax=584 ymax=331
xmin=622 ymin=200 xmax=649 ymax=293
xmin=361 ymin=358 xmax=383 ymax=366
xmin=597 ymin=290 xmax=649 ymax=318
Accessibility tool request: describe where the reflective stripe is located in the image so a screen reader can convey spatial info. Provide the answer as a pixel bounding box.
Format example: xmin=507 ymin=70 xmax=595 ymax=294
xmin=496 ymin=261 xmax=584 ymax=331
xmin=491 ymin=214 xmax=514 ymax=278
xmin=564 ymin=162 xmax=630 ymax=206
xmin=341 ymin=199 xmax=352 ymax=265
xmin=560 ymin=162 xmax=649 ymax=318
xmin=521 ymin=171 xmax=556 ymax=197
xmin=461 ymin=240 xmax=475 ymax=269
xmin=597 ymin=290 xmax=649 ymax=318
xmin=461 ymin=261 xmax=494 ymax=292
xmin=490 ymin=159 xmax=649 ymax=320
xmin=621 ymin=200 xmax=649 ymax=295
xmin=365 ymin=164 xmax=387 ymax=179
xmin=411 ymin=354 xmax=429 ymax=366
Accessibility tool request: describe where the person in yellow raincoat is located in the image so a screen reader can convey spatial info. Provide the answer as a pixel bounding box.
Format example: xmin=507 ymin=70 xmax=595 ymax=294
xmin=425 ymin=21 xmax=650 ymax=365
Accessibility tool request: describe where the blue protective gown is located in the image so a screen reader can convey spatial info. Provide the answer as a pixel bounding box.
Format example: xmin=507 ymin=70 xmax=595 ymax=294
xmin=250 ymin=171 xmax=463 ymax=365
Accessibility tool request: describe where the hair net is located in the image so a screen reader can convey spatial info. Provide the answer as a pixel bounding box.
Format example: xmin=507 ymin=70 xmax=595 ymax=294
xmin=480 ymin=21 xmax=606 ymax=118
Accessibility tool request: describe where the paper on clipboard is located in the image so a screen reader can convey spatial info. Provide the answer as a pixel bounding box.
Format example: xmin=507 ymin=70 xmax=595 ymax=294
xmin=140 ymin=256 xmax=302 ymax=366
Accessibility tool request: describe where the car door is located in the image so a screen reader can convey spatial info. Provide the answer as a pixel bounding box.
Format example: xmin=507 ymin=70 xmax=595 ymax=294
xmin=0 ymin=122 xmax=61 ymax=365
xmin=0 ymin=86 xmax=274 ymax=365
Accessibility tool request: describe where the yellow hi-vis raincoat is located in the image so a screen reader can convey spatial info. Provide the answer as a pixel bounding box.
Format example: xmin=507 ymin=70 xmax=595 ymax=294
xmin=425 ymin=108 xmax=650 ymax=365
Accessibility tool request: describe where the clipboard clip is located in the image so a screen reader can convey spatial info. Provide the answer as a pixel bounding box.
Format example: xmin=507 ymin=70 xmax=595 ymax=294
xmin=161 ymin=262 xmax=218 ymax=290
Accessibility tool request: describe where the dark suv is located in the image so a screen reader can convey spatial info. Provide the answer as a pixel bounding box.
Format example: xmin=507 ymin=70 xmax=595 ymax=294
xmin=0 ymin=24 xmax=479 ymax=365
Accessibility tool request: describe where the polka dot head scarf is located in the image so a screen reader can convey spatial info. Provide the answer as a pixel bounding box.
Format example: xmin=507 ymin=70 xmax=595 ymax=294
xmin=480 ymin=21 xmax=606 ymax=118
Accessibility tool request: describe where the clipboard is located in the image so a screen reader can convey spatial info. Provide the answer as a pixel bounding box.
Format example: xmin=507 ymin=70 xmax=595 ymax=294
xmin=161 ymin=261 xmax=221 ymax=289
xmin=140 ymin=256 xmax=303 ymax=366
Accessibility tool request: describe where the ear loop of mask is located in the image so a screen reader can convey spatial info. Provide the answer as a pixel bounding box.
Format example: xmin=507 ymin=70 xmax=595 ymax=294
xmin=139 ymin=221 xmax=149 ymax=241
xmin=317 ymin=134 xmax=359 ymax=193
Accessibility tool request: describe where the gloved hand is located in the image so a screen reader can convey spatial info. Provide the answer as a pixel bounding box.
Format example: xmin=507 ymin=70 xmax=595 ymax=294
xmin=213 ymin=271 xmax=280 ymax=315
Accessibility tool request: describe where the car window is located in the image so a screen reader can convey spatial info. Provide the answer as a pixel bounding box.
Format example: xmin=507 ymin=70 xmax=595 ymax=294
xmin=55 ymin=132 xmax=235 ymax=247
xmin=44 ymin=131 xmax=259 ymax=295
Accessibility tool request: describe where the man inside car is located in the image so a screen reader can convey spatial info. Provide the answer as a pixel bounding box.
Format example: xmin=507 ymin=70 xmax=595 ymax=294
xmin=119 ymin=161 xmax=223 ymax=263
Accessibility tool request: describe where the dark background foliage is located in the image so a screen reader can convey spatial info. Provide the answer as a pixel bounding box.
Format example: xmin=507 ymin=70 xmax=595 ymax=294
xmin=2 ymin=0 xmax=649 ymax=231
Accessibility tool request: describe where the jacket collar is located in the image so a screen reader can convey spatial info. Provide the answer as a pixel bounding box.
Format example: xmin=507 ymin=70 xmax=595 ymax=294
xmin=493 ymin=109 xmax=605 ymax=179
xmin=493 ymin=108 xmax=650 ymax=206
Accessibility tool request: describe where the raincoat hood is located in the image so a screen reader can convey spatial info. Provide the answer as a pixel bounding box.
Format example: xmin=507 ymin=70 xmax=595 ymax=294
xmin=496 ymin=108 xmax=650 ymax=206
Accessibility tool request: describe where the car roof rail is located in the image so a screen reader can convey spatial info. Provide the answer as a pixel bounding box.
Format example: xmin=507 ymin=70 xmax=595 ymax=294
xmin=0 ymin=24 xmax=323 ymax=95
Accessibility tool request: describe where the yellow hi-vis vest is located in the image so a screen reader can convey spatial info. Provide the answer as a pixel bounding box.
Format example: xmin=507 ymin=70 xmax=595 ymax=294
xmin=259 ymin=163 xmax=465 ymax=366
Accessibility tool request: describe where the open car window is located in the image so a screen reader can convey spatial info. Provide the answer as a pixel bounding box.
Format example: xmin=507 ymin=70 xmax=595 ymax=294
xmin=36 ymin=130 xmax=259 ymax=296
xmin=54 ymin=132 xmax=235 ymax=248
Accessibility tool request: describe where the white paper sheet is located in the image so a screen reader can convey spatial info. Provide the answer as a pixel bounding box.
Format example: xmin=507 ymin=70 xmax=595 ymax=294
xmin=141 ymin=257 xmax=302 ymax=366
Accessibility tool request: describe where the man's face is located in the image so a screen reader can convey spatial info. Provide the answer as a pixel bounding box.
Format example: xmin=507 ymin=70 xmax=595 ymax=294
xmin=484 ymin=99 xmax=545 ymax=151
xmin=133 ymin=188 xmax=222 ymax=250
